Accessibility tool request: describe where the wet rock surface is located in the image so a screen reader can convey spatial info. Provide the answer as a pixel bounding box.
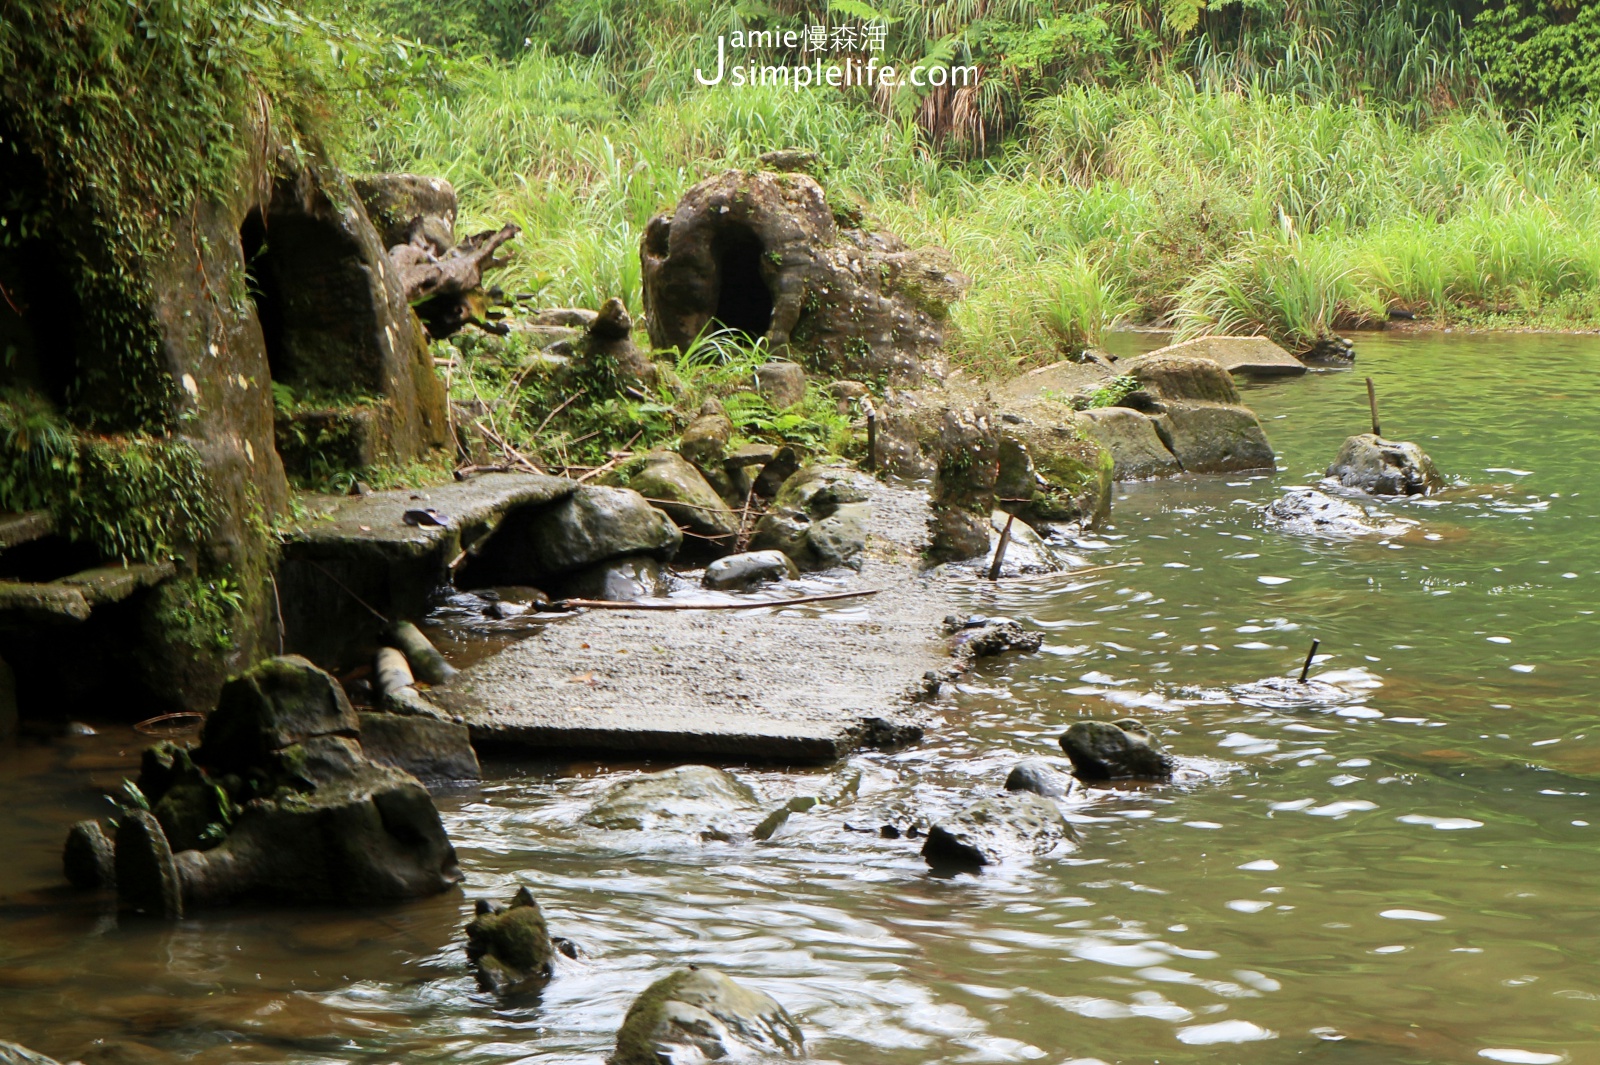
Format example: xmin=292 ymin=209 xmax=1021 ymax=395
xmin=465 ymin=485 xmax=683 ymax=584
xmin=1263 ymin=487 xmax=1393 ymax=538
xmin=1123 ymin=353 xmax=1276 ymax=474
xmin=1004 ymin=759 xmax=1074 ymax=799
xmin=356 ymin=712 xmax=480 ymax=783
xmin=703 ymin=550 xmax=798 ymax=590
xmin=1061 ymin=719 xmax=1176 ymax=782
xmin=583 ymin=765 xmax=761 ymax=839
xmin=921 ymin=792 xmax=1075 ymax=869
xmin=465 ymin=886 xmax=555 ymax=996
xmin=611 ymin=967 xmax=805 ymax=1065
xmin=1327 ymin=433 xmax=1443 ymax=495
xmin=954 ymin=619 xmax=1044 ymax=660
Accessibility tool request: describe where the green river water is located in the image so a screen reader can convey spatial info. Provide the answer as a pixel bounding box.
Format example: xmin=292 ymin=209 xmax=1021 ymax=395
xmin=2 ymin=331 xmax=1598 ymax=1064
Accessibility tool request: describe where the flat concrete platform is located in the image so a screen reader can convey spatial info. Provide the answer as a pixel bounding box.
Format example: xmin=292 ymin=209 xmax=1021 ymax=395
xmin=427 ymin=476 xmax=954 ymax=762
xmin=1149 ymin=335 xmax=1308 ymax=376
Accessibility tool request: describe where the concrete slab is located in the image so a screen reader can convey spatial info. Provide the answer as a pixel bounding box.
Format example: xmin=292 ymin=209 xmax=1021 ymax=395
xmin=428 ymin=477 xmax=952 ymax=763
xmin=1148 ymin=336 xmax=1307 ymax=376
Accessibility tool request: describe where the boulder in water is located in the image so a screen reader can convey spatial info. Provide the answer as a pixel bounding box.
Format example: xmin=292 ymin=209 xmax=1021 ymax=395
xmin=194 ymin=654 xmax=359 ymax=774
xmin=703 ymin=550 xmax=798 ymax=590
xmin=1263 ymin=487 xmax=1383 ymax=538
xmin=63 ymin=818 xmax=117 ymax=889
xmin=471 ymin=485 xmax=683 ymax=582
xmin=466 ymin=886 xmax=556 ymax=996
xmin=1326 ymin=433 xmax=1442 ymax=496
xmin=1060 ymin=719 xmax=1176 ymax=781
xmin=357 ymin=711 xmax=480 ymax=783
xmin=921 ymin=792 xmax=1076 ymax=869
xmin=954 ymin=619 xmax=1043 ymax=659
xmin=611 ymin=967 xmax=804 ymax=1065
xmin=583 ymin=765 xmax=762 ymax=840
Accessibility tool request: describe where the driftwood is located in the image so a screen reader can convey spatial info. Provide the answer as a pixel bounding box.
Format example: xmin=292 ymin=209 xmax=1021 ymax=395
xmin=391 ymin=223 xmax=520 ymax=338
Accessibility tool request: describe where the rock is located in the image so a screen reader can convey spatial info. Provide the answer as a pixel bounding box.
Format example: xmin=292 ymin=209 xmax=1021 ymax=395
xmin=557 ymin=556 xmax=667 ymax=602
xmin=531 ymin=307 xmax=599 ymax=329
xmin=921 ymin=792 xmax=1075 ymax=869
xmin=63 ymin=818 xmax=116 ymax=889
xmin=1148 ymin=335 xmax=1306 ymax=377
xmin=723 ymin=442 xmax=779 ymax=502
xmin=749 ymin=465 xmax=870 ymax=571
xmin=465 ymin=886 xmax=555 ymax=996
xmin=0 ymin=1042 xmax=64 ymax=1065
xmin=1326 ymin=433 xmax=1442 ymax=496
xmin=640 ymin=169 xmax=965 ymax=384
xmin=1004 ymin=759 xmax=1074 ymax=799
xmin=1124 ymin=352 xmax=1244 ymax=405
xmin=583 ymin=765 xmax=761 ymax=839
xmin=994 ymin=411 xmax=1113 ymax=527
xmin=830 ymin=379 xmax=868 ymax=413
xmin=383 ymin=620 xmax=456 ymax=685
xmin=1118 ymin=353 xmax=1275 ymax=474
xmin=1263 ymin=487 xmax=1383 ymax=538
xmin=577 ymin=297 xmax=657 ymax=389
xmin=753 ymin=360 xmax=807 ymax=409
xmin=357 ymin=711 xmax=480 ymax=783
xmin=351 ymin=173 xmax=457 ymax=253
xmin=926 ymin=506 xmax=992 ymax=564
xmin=471 ymin=485 xmax=683 ymax=581
xmin=954 ymin=619 xmax=1043 ymax=659
xmin=1078 ymin=407 xmax=1182 ymax=480
xmin=757 ymin=147 xmax=823 ymax=175
xmin=611 ymin=968 xmax=804 ymax=1065
xmin=604 ymin=450 xmax=737 ymax=540
xmin=704 ymin=550 xmax=798 ymax=590
xmin=981 ymin=511 xmax=1063 ymax=576
xmin=679 ymin=402 xmax=734 ymax=487
xmin=194 ymin=655 xmax=360 ymax=775
xmin=1303 ymin=335 xmax=1356 ymax=362
xmin=1060 ymin=719 xmax=1175 ymax=781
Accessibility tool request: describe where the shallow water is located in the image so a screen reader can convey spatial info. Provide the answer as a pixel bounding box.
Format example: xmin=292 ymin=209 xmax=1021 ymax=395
xmin=5 ymin=331 xmax=1600 ymax=1064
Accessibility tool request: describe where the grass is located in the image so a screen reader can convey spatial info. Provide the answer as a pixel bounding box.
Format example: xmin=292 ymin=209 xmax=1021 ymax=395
xmin=348 ymin=32 xmax=1600 ymax=397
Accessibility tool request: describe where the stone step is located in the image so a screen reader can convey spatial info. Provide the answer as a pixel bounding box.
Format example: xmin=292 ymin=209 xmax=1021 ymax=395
xmin=0 ymin=559 xmax=176 ymax=621
xmin=0 ymin=510 xmax=56 ymax=550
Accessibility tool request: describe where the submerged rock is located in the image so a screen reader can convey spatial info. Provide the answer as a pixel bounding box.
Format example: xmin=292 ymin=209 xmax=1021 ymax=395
xmin=1326 ymin=433 xmax=1442 ymax=496
xmin=1004 ymin=759 xmax=1074 ymax=799
xmin=921 ymin=792 xmax=1075 ymax=869
xmin=703 ymin=550 xmax=798 ymax=590
xmin=466 ymin=886 xmax=555 ymax=996
xmin=1263 ymin=487 xmax=1385 ymax=538
xmin=1060 ymin=719 xmax=1176 ymax=782
xmin=583 ymin=765 xmax=761 ymax=839
xmin=557 ymin=555 xmax=668 ymax=602
xmin=749 ymin=465 xmax=870 ymax=571
xmin=611 ymin=967 xmax=804 ymax=1065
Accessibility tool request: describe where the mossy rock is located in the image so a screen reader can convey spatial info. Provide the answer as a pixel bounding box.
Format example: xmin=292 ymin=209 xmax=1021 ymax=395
xmin=465 ymin=886 xmax=555 ymax=996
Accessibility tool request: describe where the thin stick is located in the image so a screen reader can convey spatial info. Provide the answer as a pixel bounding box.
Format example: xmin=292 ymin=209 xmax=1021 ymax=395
xmin=576 ymin=430 xmax=644 ymax=483
xmin=1366 ymin=377 xmax=1381 ymax=437
xmin=988 ymin=514 xmax=1015 ymax=581
xmin=1298 ymin=638 xmax=1321 ymax=683
xmin=553 ymin=588 xmax=882 ymax=611
xmin=304 ymin=559 xmax=390 ymax=624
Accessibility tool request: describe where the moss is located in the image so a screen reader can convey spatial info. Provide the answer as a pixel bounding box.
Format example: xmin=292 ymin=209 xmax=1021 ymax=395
xmin=612 ymin=969 xmax=695 ymax=1065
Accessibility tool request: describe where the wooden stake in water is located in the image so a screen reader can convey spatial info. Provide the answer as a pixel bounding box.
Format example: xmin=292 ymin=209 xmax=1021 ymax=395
xmin=1298 ymin=638 xmax=1321 ymax=683
xmin=866 ymin=412 xmax=878 ymax=471
xmin=1366 ymin=377 xmax=1381 ymax=437
xmin=989 ymin=514 xmax=1015 ymax=581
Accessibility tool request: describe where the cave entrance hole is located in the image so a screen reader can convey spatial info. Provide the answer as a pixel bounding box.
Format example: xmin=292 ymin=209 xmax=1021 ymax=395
xmin=711 ymin=225 xmax=774 ymax=341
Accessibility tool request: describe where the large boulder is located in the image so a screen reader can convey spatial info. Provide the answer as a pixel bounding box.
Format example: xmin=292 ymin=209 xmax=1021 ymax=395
xmin=749 ymin=465 xmax=870 ymax=572
xmin=466 ymin=886 xmax=556 ymax=996
xmin=612 ymin=968 xmax=804 ymax=1065
xmin=467 ymin=485 xmax=682 ymax=582
xmin=1326 ymin=433 xmax=1442 ymax=496
xmin=921 ymin=792 xmax=1076 ymax=869
xmin=1077 ymin=407 xmax=1182 ymax=480
xmin=640 ymin=169 xmax=966 ymax=384
xmin=357 ymin=711 xmax=481 ymax=783
xmin=1060 ymin=719 xmax=1175 ymax=782
xmin=583 ymin=765 xmax=762 ymax=840
xmin=195 ymin=654 xmax=359 ymax=774
xmin=604 ymin=450 xmax=737 ymax=540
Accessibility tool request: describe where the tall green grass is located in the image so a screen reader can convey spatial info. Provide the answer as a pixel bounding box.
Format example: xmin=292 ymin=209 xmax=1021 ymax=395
xmin=357 ymin=49 xmax=1600 ymax=373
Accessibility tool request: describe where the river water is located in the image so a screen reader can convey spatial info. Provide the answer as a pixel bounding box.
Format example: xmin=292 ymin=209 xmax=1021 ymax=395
xmin=3 ymin=331 xmax=1598 ymax=1064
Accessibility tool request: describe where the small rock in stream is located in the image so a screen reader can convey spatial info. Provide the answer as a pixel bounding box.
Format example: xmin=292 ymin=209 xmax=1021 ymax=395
xmin=922 ymin=792 xmax=1076 ymax=869
xmin=1004 ymin=758 xmax=1074 ymax=799
xmin=611 ymin=967 xmax=805 ymax=1065
xmin=703 ymin=550 xmax=799 ymax=590
xmin=1060 ymin=719 xmax=1176 ymax=782
xmin=465 ymin=886 xmax=555 ymax=996
xmin=953 ymin=619 xmax=1043 ymax=659
xmin=1326 ymin=433 xmax=1443 ymax=496
xmin=1262 ymin=487 xmax=1391 ymax=538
